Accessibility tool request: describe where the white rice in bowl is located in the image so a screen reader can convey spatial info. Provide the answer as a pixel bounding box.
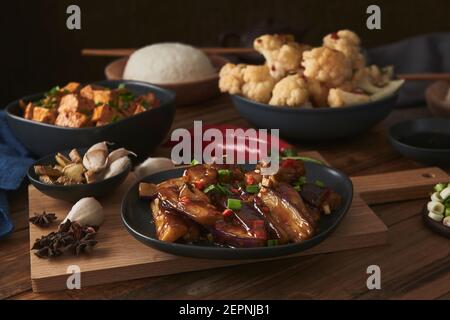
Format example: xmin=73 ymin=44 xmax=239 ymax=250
xmin=123 ymin=43 xmax=216 ymax=84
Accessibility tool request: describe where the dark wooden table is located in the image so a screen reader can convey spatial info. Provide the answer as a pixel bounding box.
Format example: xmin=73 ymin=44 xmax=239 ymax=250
xmin=1 ymin=96 xmax=449 ymax=300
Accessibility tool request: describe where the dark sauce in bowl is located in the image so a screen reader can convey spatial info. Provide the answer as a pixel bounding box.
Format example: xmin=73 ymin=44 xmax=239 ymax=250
xmin=399 ymin=132 xmax=450 ymax=149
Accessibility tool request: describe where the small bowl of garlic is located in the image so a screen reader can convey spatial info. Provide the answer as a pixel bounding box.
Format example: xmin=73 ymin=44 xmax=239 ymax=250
xmin=28 ymin=141 xmax=135 ymax=202
xmin=423 ymin=182 xmax=450 ymax=238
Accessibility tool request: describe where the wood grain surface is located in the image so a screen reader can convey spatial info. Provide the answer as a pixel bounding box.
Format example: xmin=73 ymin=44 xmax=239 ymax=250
xmin=1 ymin=95 xmax=449 ymax=299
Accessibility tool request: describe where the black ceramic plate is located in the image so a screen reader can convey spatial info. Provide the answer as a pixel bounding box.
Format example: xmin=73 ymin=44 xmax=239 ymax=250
xmin=28 ymin=148 xmax=130 ymax=203
xmin=6 ymin=80 xmax=176 ymax=161
xmin=121 ymin=163 xmax=353 ymax=260
xmin=231 ymin=91 xmax=399 ymax=141
xmin=389 ymin=118 xmax=450 ymax=165
xmin=422 ymin=206 xmax=450 ymax=239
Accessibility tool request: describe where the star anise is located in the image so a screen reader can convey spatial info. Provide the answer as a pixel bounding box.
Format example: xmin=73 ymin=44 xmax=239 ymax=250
xmin=29 ymin=211 xmax=57 ymax=227
xmin=31 ymin=219 xmax=99 ymax=259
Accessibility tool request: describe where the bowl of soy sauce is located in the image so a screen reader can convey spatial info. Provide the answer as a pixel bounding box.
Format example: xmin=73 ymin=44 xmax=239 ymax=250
xmin=389 ymin=118 xmax=450 ymax=165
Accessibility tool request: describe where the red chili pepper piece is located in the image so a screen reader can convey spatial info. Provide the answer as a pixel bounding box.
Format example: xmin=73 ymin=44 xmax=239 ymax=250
xmin=180 ymin=196 xmax=190 ymax=205
xmin=246 ymin=175 xmax=256 ymax=185
xmin=331 ymin=32 xmax=339 ymax=40
xmin=194 ymin=180 xmax=205 ymax=190
xmin=222 ymin=209 xmax=234 ymax=217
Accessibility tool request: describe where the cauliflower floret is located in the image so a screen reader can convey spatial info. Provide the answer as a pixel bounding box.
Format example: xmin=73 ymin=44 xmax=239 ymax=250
xmin=302 ymin=47 xmax=352 ymax=87
xmin=254 ymin=34 xmax=309 ymax=80
xmin=241 ymin=65 xmax=276 ymax=103
xmin=305 ymin=78 xmax=329 ymax=107
xmin=219 ymin=63 xmax=246 ymax=95
xmin=323 ymin=29 xmax=365 ymax=70
xmin=269 ymin=74 xmax=309 ymax=107
xmin=328 ymin=88 xmax=370 ymax=108
xmin=352 ymin=65 xmax=395 ymax=94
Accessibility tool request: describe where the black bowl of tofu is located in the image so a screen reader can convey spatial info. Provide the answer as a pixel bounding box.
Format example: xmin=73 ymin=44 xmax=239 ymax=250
xmin=5 ymin=80 xmax=176 ymax=160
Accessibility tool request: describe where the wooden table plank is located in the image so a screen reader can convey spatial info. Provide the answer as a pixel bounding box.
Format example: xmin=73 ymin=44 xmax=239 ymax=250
xmin=2 ymin=97 xmax=449 ymax=300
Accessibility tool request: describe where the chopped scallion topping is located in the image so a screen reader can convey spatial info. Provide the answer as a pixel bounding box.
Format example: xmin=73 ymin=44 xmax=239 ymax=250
xmin=315 ymin=180 xmax=325 ymax=188
xmin=218 ymin=169 xmax=231 ymax=177
xmin=227 ymin=198 xmax=242 ymax=210
xmin=191 ymin=159 xmax=200 ymax=165
xmin=246 ymin=185 xmax=260 ymax=194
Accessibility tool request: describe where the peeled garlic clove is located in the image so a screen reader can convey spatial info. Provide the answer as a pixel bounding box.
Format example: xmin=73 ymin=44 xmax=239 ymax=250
xmin=62 ymin=163 xmax=85 ymax=182
xmin=104 ymin=156 xmax=131 ymax=179
xmin=443 ymin=216 xmax=450 ymax=227
xmin=133 ymin=157 xmax=175 ymax=180
xmin=84 ymin=170 xmax=99 ymax=184
xmin=34 ymin=165 xmax=62 ymax=178
xmin=108 ymin=148 xmax=137 ymax=164
xmin=83 ymin=149 xmax=108 ymax=173
xmin=55 ymin=153 xmax=72 ymax=167
xmin=62 ymin=197 xmax=104 ymax=227
xmin=69 ymin=149 xmax=82 ymax=163
xmin=87 ymin=141 xmax=109 ymax=153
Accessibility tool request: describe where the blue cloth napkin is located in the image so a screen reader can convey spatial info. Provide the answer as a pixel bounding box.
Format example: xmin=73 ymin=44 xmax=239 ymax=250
xmin=367 ymin=32 xmax=450 ymax=107
xmin=0 ymin=110 xmax=34 ymax=238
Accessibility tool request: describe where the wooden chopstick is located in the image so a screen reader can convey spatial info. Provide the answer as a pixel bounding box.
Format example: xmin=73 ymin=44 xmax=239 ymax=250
xmin=81 ymin=47 xmax=256 ymax=57
xmin=397 ymin=73 xmax=450 ymax=81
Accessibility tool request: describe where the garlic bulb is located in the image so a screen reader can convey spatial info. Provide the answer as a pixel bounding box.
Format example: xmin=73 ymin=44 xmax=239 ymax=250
xmin=62 ymin=197 xmax=104 ymax=226
xmin=133 ymin=157 xmax=175 ymax=180
xmin=104 ymin=156 xmax=131 ymax=179
xmin=83 ymin=149 xmax=108 ymax=173
xmin=108 ymin=148 xmax=137 ymax=164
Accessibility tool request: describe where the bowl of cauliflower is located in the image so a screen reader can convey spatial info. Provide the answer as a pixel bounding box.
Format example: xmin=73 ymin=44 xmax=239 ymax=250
xmin=219 ymin=31 xmax=404 ymax=141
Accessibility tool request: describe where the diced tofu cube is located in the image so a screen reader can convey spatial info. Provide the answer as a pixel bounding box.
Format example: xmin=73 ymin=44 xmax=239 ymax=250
xmin=62 ymin=82 xmax=80 ymax=93
xmin=93 ymin=90 xmax=111 ymax=105
xmin=32 ymin=107 xmax=56 ymax=124
xmin=92 ymin=105 xmax=114 ymax=123
xmin=80 ymin=85 xmax=94 ymax=100
xmin=24 ymin=102 xmax=34 ymax=120
xmin=55 ymin=112 xmax=91 ymax=128
xmin=133 ymin=104 xmax=146 ymax=115
xmin=58 ymin=94 xmax=94 ymax=114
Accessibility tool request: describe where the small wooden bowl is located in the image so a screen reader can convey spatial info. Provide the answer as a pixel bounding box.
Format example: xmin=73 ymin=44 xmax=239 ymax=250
xmin=105 ymin=55 xmax=229 ymax=106
xmin=425 ymin=81 xmax=450 ymax=117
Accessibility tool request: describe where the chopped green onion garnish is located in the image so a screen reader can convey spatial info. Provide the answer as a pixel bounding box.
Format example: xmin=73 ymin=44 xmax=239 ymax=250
xmin=191 ymin=159 xmax=200 ymax=165
xmin=267 ymin=239 xmax=278 ymax=247
xmin=246 ymin=185 xmax=260 ymax=194
xmin=282 ymin=156 xmax=324 ymax=165
xmin=118 ymin=83 xmax=126 ymax=89
xmin=294 ymin=185 xmax=301 ymax=192
xmin=298 ymin=176 xmax=307 ymax=185
xmin=227 ymin=198 xmax=242 ymax=210
xmin=445 ymin=208 xmax=450 ymax=217
xmin=203 ymin=185 xmax=216 ymax=194
xmin=315 ymin=180 xmax=325 ymax=188
xmin=434 ymin=183 xmax=446 ymax=193
xmin=282 ymin=148 xmax=297 ymax=157
xmin=218 ymin=169 xmax=231 ymax=177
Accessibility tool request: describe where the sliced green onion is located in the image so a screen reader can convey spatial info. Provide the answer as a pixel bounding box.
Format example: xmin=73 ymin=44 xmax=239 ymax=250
xmin=118 ymin=83 xmax=126 ymax=89
xmin=227 ymin=198 xmax=242 ymax=210
xmin=445 ymin=208 xmax=450 ymax=217
xmin=282 ymin=148 xmax=297 ymax=157
xmin=217 ymin=183 xmax=232 ymax=195
xmin=294 ymin=185 xmax=301 ymax=192
xmin=203 ymin=184 xmax=216 ymax=194
xmin=246 ymin=184 xmax=260 ymax=194
xmin=267 ymin=239 xmax=279 ymax=247
xmin=315 ymin=180 xmax=325 ymax=188
xmin=218 ymin=169 xmax=231 ymax=177
xmin=282 ymin=156 xmax=324 ymax=165
xmin=434 ymin=183 xmax=447 ymax=193
xmin=191 ymin=159 xmax=200 ymax=165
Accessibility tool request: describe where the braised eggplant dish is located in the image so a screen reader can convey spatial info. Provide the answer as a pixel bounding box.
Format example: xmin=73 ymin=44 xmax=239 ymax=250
xmin=20 ymin=82 xmax=160 ymax=128
xmin=138 ymin=159 xmax=342 ymax=248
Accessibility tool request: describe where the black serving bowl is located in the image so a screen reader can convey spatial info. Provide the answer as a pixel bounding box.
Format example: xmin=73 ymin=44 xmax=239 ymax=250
xmin=6 ymin=80 xmax=176 ymax=161
xmin=28 ymin=148 xmax=130 ymax=203
xmin=231 ymin=92 xmax=399 ymax=141
xmin=121 ymin=163 xmax=353 ymax=260
xmin=389 ymin=118 xmax=450 ymax=166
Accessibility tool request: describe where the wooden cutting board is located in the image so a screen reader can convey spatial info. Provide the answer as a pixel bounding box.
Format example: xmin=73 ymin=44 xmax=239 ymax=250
xmin=28 ymin=151 xmax=449 ymax=292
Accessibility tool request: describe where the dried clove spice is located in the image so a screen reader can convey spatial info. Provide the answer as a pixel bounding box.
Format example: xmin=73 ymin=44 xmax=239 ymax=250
xmin=29 ymin=211 xmax=57 ymax=227
xmin=31 ymin=219 xmax=99 ymax=259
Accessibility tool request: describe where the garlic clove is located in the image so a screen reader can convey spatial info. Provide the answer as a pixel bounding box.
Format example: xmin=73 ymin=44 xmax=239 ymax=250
xmin=108 ymin=148 xmax=137 ymax=164
xmin=83 ymin=149 xmax=108 ymax=173
xmin=55 ymin=153 xmax=72 ymax=167
xmin=62 ymin=197 xmax=104 ymax=227
xmin=69 ymin=148 xmax=82 ymax=163
xmin=104 ymin=156 xmax=131 ymax=179
xmin=443 ymin=216 xmax=450 ymax=227
xmin=133 ymin=157 xmax=175 ymax=180
xmin=86 ymin=141 xmax=110 ymax=154
xmin=62 ymin=163 xmax=85 ymax=182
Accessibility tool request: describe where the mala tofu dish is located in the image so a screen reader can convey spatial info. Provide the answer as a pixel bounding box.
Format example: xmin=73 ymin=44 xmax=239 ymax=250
xmin=20 ymin=82 xmax=160 ymax=127
xmin=219 ymin=30 xmax=404 ymax=108
xmin=138 ymin=159 xmax=342 ymax=248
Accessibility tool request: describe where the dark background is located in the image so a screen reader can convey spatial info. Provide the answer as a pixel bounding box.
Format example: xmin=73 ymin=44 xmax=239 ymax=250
xmin=1 ymin=0 xmax=450 ymax=106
